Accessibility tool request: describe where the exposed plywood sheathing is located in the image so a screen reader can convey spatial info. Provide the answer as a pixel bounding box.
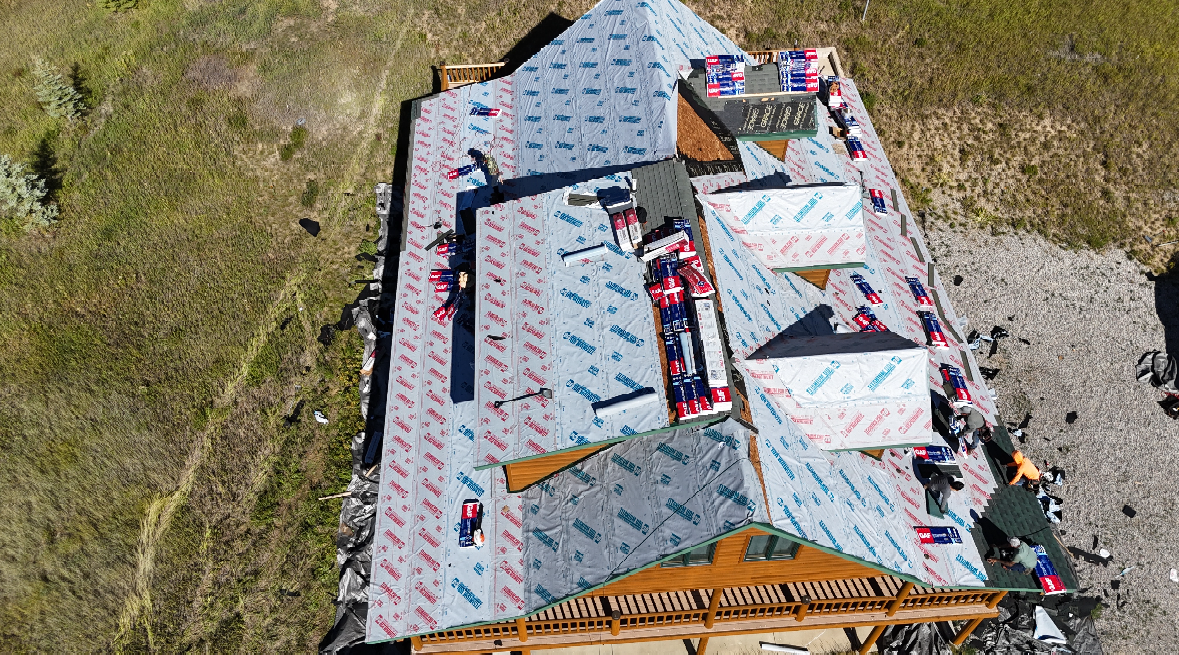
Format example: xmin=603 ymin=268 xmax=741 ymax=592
xmin=758 ymin=139 xmax=790 ymax=162
xmin=504 ymin=444 xmax=610 ymax=492
xmin=677 ymin=93 xmax=734 ymax=162
xmin=796 ymin=268 xmax=832 ymax=289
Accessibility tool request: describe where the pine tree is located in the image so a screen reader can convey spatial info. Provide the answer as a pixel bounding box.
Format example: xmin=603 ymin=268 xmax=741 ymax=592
xmin=32 ymin=59 xmax=83 ymax=121
xmin=0 ymin=155 xmax=59 ymax=230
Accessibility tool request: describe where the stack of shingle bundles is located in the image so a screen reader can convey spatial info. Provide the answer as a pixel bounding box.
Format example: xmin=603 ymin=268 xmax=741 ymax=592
xmin=705 ymin=54 xmax=745 ymax=97
xmin=645 ymin=218 xmax=731 ymax=420
xmin=777 ymin=49 xmax=819 ymax=92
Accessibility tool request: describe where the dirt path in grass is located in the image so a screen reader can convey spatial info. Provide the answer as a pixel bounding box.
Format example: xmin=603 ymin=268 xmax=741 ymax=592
xmin=111 ymin=24 xmax=410 ymax=649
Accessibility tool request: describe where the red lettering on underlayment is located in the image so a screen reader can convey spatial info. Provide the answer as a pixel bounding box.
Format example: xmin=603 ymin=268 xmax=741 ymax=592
xmin=841 ymin=411 xmax=866 ymax=437
xmin=864 ymin=407 xmax=890 ymax=435
xmin=395 ymin=392 xmax=416 ymax=410
xmin=899 ymin=407 xmax=923 ymax=434
xmin=499 ymin=561 xmax=524 ymax=584
xmin=423 ymin=451 xmax=445 ymax=470
xmin=523 ymin=367 xmax=547 ymax=388
xmin=380 ymin=556 xmax=404 ymax=578
xmin=484 ymin=336 xmax=507 ymax=353
xmin=420 ymin=498 xmax=443 ymax=519
xmin=827 ymin=233 xmax=850 ymax=255
xmin=422 ymin=479 xmax=443 ymax=499
xmin=375 ymin=615 xmax=398 ymax=637
xmin=390 ymin=461 xmax=410 ymax=480
xmin=413 ymin=606 xmax=439 ymax=631
xmin=483 ymin=431 xmax=509 ymax=452
xmin=522 ymin=341 xmax=546 ymax=359
xmin=417 ymin=526 xmax=441 ymax=548
xmin=500 ymin=586 xmax=525 ymax=609
xmin=380 ymin=582 xmax=402 ymax=605
xmin=500 ymin=506 xmax=523 ymax=529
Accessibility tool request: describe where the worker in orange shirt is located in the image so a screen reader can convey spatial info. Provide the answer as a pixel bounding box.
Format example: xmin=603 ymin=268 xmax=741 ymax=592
xmin=1007 ymin=451 xmax=1041 ymax=486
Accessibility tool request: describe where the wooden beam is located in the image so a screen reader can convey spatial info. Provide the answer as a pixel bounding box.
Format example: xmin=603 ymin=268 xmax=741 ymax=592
xmin=610 ymin=610 xmax=621 ymax=636
xmin=795 ymin=600 xmax=809 ymax=622
xmin=859 ymin=624 xmax=886 ymax=654
xmin=986 ymin=590 xmax=1007 ymax=609
xmin=411 ymin=635 xmax=423 ymax=650
xmin=704 ymin=588 xmax=723 ymax=629
xmin=516 ymin=617 xmax=528 ymax=642
xmin=885 ymin=581 xmax=914 ymax=617
xmin=696 ymin=636 xmax=710 ymax=655
xmin=952 ymin=617 xmax=984 ymax=646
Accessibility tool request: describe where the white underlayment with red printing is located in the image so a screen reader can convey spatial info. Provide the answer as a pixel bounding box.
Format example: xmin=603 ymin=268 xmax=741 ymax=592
xmin=474 ymin=179 xmax=668 ymax=466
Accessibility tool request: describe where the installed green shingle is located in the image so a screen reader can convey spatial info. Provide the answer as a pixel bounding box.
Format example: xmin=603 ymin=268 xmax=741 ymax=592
xmin=972 ymin=423 xmax=1080 ymax=591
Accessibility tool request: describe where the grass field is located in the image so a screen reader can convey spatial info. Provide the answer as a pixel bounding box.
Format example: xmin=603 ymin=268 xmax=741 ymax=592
xmin=0 ymin=0 xmax=1175 ymax=651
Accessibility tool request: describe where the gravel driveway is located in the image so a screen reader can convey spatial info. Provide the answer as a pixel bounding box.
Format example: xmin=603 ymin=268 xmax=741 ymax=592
xmin=923 ymin=222 xmax=1179 ymax=654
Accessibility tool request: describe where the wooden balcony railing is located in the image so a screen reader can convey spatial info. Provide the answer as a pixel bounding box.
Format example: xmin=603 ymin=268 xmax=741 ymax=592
xmin=438 ymin=63 xmax=507 ymax=91
xmin=746 ymin=50 xmax=780 ymax=65
xmin=413 ymin=577 xmax=1005 ymax=653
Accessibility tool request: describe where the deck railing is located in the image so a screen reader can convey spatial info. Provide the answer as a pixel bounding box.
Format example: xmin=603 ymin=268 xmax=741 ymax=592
xmin=415 ymin=579 xmax=1005 ymax=650
xmin=437 ymin=63 xmax=507 ymax=91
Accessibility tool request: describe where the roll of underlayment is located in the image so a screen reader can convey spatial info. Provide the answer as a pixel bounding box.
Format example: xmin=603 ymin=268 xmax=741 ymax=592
xmin=561 ymin=244 xmax=609 ymax=266
xmin=592 ymin=388 xmax=660 ymax=418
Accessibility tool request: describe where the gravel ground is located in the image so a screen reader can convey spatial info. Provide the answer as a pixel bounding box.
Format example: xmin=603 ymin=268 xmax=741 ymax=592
xmin=924 ymin=222 xmax=1179 ymax=654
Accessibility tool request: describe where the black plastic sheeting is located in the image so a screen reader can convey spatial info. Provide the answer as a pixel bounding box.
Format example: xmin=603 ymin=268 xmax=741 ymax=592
xmin=963 ymin=592 xmax=1104 ymax=655
xmin=878 ymin=622 xmax=953 ymax=655
xmin=1136 ymin=351 xmax=1178 ymax=393
xmin=319 ymin=184 xmax=398 ymax=655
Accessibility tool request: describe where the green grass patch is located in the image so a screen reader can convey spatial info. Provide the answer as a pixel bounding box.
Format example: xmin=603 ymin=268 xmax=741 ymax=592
xmin=300 ymin=178 xmax=319 ymax=208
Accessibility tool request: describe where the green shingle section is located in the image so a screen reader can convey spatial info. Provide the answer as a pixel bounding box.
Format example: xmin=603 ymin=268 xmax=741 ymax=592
xmin=972 ymin=423 xmax=1080 ymax=591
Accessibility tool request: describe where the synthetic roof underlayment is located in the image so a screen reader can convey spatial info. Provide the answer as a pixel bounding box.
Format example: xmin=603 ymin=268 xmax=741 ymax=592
xmin=699 ymin=183 xmax=868 ymax=271
xmin=474 ymin=175 xmax=669 ymax=466
xmin=371 ymin=1 xmax=1019 ymax=642
xmin=746 ymin=331 xmax=932 ymax=451
xmin=370 ymin=0 xmax=751 ymax=640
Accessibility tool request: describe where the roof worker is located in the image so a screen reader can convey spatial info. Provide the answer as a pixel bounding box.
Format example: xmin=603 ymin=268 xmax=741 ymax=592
xmin=923 ymin=472 xmax=965 ymax=514
xmin=988 ymin=537 xmax=1039 ymax=574
xmin=963 ymin=425 xmax=991 ymax=457
xmin=1007 ymin=450 xmax=1042 ymax=486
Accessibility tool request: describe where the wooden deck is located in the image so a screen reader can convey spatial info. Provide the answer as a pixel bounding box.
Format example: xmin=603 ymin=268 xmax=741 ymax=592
xmin=413 ymin=576 xmax=1003 ymax=653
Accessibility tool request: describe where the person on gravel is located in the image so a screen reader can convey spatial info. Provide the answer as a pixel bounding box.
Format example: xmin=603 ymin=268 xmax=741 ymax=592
xmin=1007 ymin=450 xmax=1041 ymax=486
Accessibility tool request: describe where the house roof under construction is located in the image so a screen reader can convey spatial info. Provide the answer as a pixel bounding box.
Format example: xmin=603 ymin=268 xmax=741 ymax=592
xmin=368 ymin=0 xmax=1074 ymax=643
